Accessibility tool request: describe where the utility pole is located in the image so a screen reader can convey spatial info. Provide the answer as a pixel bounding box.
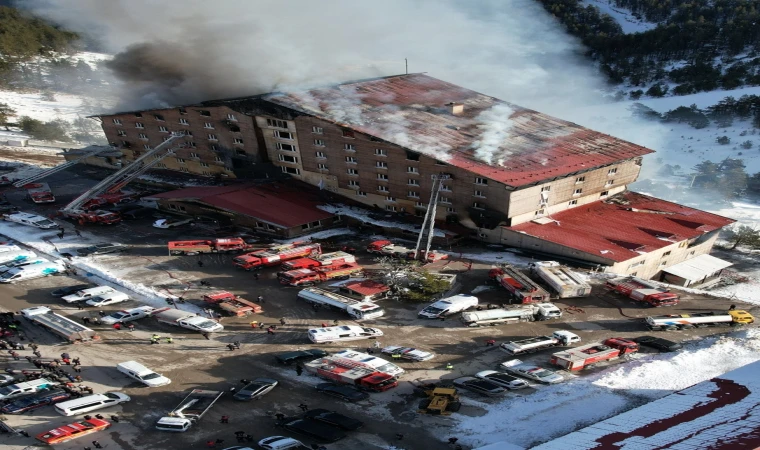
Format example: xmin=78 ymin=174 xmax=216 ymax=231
xmin=405 ymin=58 xmax=408 ymax=75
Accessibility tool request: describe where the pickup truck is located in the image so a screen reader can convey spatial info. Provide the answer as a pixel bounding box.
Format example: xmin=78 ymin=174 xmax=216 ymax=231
xmin=155 ymin=389 xmax=224 ymax=432
xmin=101 ymin=306 xmax=157 ymax=325
xmin=154 ymin=309 xmax=224 ymax=333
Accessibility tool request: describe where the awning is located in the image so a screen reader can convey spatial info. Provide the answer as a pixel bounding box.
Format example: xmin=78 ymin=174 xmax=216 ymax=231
xmin=662 ymin=254 xmax=732 ymax=281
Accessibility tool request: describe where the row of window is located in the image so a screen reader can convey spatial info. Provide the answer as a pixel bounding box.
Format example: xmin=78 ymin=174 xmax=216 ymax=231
xmin=120 ymin=128 xmax=245 ymax=145
xmin=114 ymin=113 xmax=237 ymax=126
xmin=534 ymin=191 xmax=611 ymax=216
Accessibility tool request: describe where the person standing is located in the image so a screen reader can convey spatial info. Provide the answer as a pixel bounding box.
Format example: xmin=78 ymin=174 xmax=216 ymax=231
xmin=220 ymin=415 xmax=229 ymax=424
xmin=298 ymin=403 xmax=308 ymax=412
xmin=279 ymin=318 xmax=286 ymax=326
xmin=197 ymin=260 xmax=204 ymax=268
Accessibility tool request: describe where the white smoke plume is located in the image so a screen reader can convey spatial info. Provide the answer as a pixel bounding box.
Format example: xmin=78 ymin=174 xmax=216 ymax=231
xmin=471 ymin=104 xmax=516 ymax=165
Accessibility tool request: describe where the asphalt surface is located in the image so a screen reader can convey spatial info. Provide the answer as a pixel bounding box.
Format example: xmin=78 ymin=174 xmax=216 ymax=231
xmin=0 ymin=167 xmax=758 ymax=450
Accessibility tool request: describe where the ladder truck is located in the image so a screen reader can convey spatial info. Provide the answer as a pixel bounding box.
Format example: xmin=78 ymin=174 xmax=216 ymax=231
xmin=59 ymin=135 xmax=185 ymax=225
xmin=12 ymin=147 xmax=119 ymax=188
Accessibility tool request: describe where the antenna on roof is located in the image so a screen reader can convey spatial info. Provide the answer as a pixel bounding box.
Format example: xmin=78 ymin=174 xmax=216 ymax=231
xmin=405 ymin=58 xmax=408 ymax=75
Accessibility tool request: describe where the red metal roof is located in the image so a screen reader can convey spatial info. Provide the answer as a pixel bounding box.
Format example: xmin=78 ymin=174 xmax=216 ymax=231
xmin=147 ymin=182 xmax=333 ymax=228
xmin=265 ymin=74 xmax=654 ymax=188
xmin=507 ymin=192 xmax=735 ymax=262
xmin=343 ymin=280 xmax=389 ymax=296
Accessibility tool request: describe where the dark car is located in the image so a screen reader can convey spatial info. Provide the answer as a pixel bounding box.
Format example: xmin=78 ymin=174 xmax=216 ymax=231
xmin=76 ymin=243 xmax=130 ymax=256
xmin=0 ymin=388 xmax=70 ymax=414
xmin=303 ymin=408 xmax=363 ymax=430
xmin=51 ymin=284 xmax=95 ymax=297
xmin=453 ymin=377 xmax=506 ymax=396
xmin=121 ymin=207 xmax=155 ymax=220
xmin=633 ymin=336 xmax=683 ymax=352
xmin=275 ymin=349 xmax=329 ymax=365
xmin=315 ymin=383 xmax=369 ymax=402
xmin=0 ymin=198 xmax=18 ymax=213
xmin=279 ymin=418 xmax=346 ymax=443
xmin=233 ymin=378 xmax=278 ymax=401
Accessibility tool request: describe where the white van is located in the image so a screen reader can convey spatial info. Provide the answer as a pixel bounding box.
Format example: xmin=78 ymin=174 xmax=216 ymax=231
xmin=117 ymin=361 xmax=171 ymax=387
xmin=4 ymin=212 xmax=58 ymax=229
xmin=0 ymin=249 xmax=36 ymax=266
xmin=85 ymin=291 xmax=129 ymax=307
xmin=54 ymin=392 xmax=131 ymax=416
xmin=0 ymin=257 xmax=48 ymax=273
xmin=0 ymin=378 xmax=58 ymax=400
xmin=418 ymin=294 xmax=479 ymax=319
xmin=0 ymin=261 xmax=66 ymax=283
xmin=307 ymin=325 xmax=384 ymax=344
xmin=62 ymin=286 xmax=116 ymax=303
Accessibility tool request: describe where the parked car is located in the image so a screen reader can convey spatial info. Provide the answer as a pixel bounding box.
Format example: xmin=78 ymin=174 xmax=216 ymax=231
xmin=233 ymin=378 xmax=278 ymax=401
xmin=51 ymin=284 xmax=95 ymax=297
xmin=274 ymin=349 xmax=329 ymax=365
xmin=314 ymin=383 xmax=369 ymax=402
xmin=475 ymin=370 xmax=529 ymax=390
xmin=0 ymin=388 xmax=70 ymax=414
xmin=453 ymin=376 xmax=506 ymax=396
xmin=121 ymin=207 xmax=155 ymax=220
xmin=85 ymin=291 xmax=130 ymax=307
xmin=633 ymin=336 xmax=683 ymax=352
xmin=153 ymin=217 xmax=193 ymax=229
xmin=101 ymin=306 xmax=156 ymax=325
xmin=303 ymin=408 xmax=364 ymax=430
xmin=76 ymin=243 xmax=130 ymax=256
xmin=380 ymin=346 xmax=435 ymax=361
xmin=0 ymin=374 xmax=16 ymax=386
xmin=279 ymin=418 xmax=345 ymax=443
xmin=501 ymin=363 xmax=564 ymax=384
xmin=257 ymin=435 xmax=310 ymax=450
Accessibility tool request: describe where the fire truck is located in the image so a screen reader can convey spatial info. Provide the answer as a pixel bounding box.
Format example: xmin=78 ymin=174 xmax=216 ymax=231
xmin=232 ymin=243 xmax=321 ymax=271
xmin=302 ymin=356 xmax=398 ymax=392
xmin=489 ymin=266 xmax=551 ymax=304
xmin=550 ymin=338 xmax=639 ymax=371
xmin=24 ymin=183 xmax=55 ymax=204
xmin=279 ymin=263 xmax=364 ymax=287
xmin=167 ymin=238 xmax=250 ymax=256
xmin=606 ymin=276 xmax=679 ymax=307
xmin=280 ymin=251 xmax=356 ymax=271
xmin=201 ymin=291 xmax=262 ymax=316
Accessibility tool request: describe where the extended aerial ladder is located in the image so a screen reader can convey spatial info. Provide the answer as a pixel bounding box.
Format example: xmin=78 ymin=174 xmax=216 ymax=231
xmin=12 ymin=147 xmax=117 ymax=187
xmin=60 ymin=134 xmax=185 ymax=221
xmin=412 ymin=174 xmax=448 ymax=261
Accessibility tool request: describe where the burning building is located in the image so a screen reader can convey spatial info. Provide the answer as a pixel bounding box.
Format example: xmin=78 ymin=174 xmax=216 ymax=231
xmin=85 ymin=73 xmax=734 ymax=279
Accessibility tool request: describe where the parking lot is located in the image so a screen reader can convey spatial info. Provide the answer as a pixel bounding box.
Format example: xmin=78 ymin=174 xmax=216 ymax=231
xmin=1 ymin=168 xmax=758 ymax=450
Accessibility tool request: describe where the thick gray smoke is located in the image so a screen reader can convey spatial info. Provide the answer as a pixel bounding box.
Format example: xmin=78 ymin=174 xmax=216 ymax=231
xmin=24 ymin=0 xmax=608 ymax=112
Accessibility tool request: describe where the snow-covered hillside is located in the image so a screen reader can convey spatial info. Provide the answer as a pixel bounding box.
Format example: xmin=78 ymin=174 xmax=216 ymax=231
xmin=581 ymin=0 xmax=658 ymax=33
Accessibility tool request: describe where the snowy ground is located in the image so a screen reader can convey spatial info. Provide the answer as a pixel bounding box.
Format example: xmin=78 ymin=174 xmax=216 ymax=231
xmin=581 ymin=0 xmax=658 ymax=34
xmin=457 ymin=329 xmax=760 ymax=449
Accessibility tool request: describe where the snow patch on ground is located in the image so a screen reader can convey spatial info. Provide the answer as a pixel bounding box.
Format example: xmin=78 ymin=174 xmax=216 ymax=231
xmin=581 ymin=0 xmax=658 ymax=34
xmin=318 ymin=204 xmax=446 ymax=237
xmin=456 ymin=329 xmax=760 ymax=449
xmin=454 ymin=250 xmax=533 ymax=265
xmin=280 ymin=227 xmax=355 ymax=244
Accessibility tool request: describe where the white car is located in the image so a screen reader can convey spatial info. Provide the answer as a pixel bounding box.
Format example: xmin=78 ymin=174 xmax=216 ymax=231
xmin=153 ymin=218 xmax=193 ymax=229
xmin=101 ymin=306 xmax=156 ymax=325
xmin=5 ymin=212 xmax=58 ymax=229
xmin=501 ymin=363 xmax=564 ymax=384
xmin=85 ymin=292 xmax=130 ymax=307
xmin=381 ymin=346 xmax=435 ymax=361
xmin=476 ymin=370 xmax=529 ymax=390
xmin=258 ymin=435 xmax=308 ymax=450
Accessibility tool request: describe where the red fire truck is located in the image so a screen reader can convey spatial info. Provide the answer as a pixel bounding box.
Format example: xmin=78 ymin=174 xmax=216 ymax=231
xmin=303 ymin=356 xmax=398 ymax=392
xmin=201 ymin=291 xmax=262 ymax=316
xmin=280 ymin=251 xmax=356 ymax=271
xmin=279 ymin=263 xmax=364 ymax=287
xmin=167 ymin=238 xmax=250 ymax=256
xmin=550 ymin=337 xmax=639 ymax=371
xmin=24 ymin=183 xmax=55 ymax=204
xmin=233 ymin=243 xmax=321 ymax=271
xmin=606 ymin=276 xmax=679 ymax=307
xmin=489 ymin=266 xmax=551 ymax=304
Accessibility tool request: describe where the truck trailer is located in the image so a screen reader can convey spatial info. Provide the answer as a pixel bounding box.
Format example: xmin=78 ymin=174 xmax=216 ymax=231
xmin=281 ymin=251 xmax=356 ymax=271
xmin=233 ymin=243 xmax=321 ymax=270
xmin=297 ymin=288 xmax=384 ymax=320
xmin=460 ymin=303 xmax=561 ymax=327
xmin=646 ymin=310 xmax=754 ymax=331
xmin=201 ymin=291 xmax=262 ymax=316
xmin=606 ymin=276 xmax=679 ymax=307
xmin=302 ymin=357 xmax=398 ymax=392
xmin=530 ymin=261 xmax=591 ymax=298
xmin=550 ymin=337 xmax=638 ymax=371
xmin=279 ymin=263 xmax=363 ymax=287
xmin=155 ymin=389 xmax=224 ymax=432
xmin=154 ymin=308 xmax=224 ymax=333
xmin=500 ymin=330 xmax=581 ymax=355
xmin=167 ymin=238 xmax=250 ymax=256
xmin=20 ymin=306 xmax=98 ymax=343
xmin=489 ymin=266 xmax=551 ymax=304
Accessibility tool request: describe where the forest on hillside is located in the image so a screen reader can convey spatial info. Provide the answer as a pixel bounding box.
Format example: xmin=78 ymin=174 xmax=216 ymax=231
xmin=536 ymin=0 xmax=760 ymax=94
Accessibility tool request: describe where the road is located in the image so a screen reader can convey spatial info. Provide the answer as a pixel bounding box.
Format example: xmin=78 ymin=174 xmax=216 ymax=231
xmin=0 ymin=168 xmax=757 ymax=450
